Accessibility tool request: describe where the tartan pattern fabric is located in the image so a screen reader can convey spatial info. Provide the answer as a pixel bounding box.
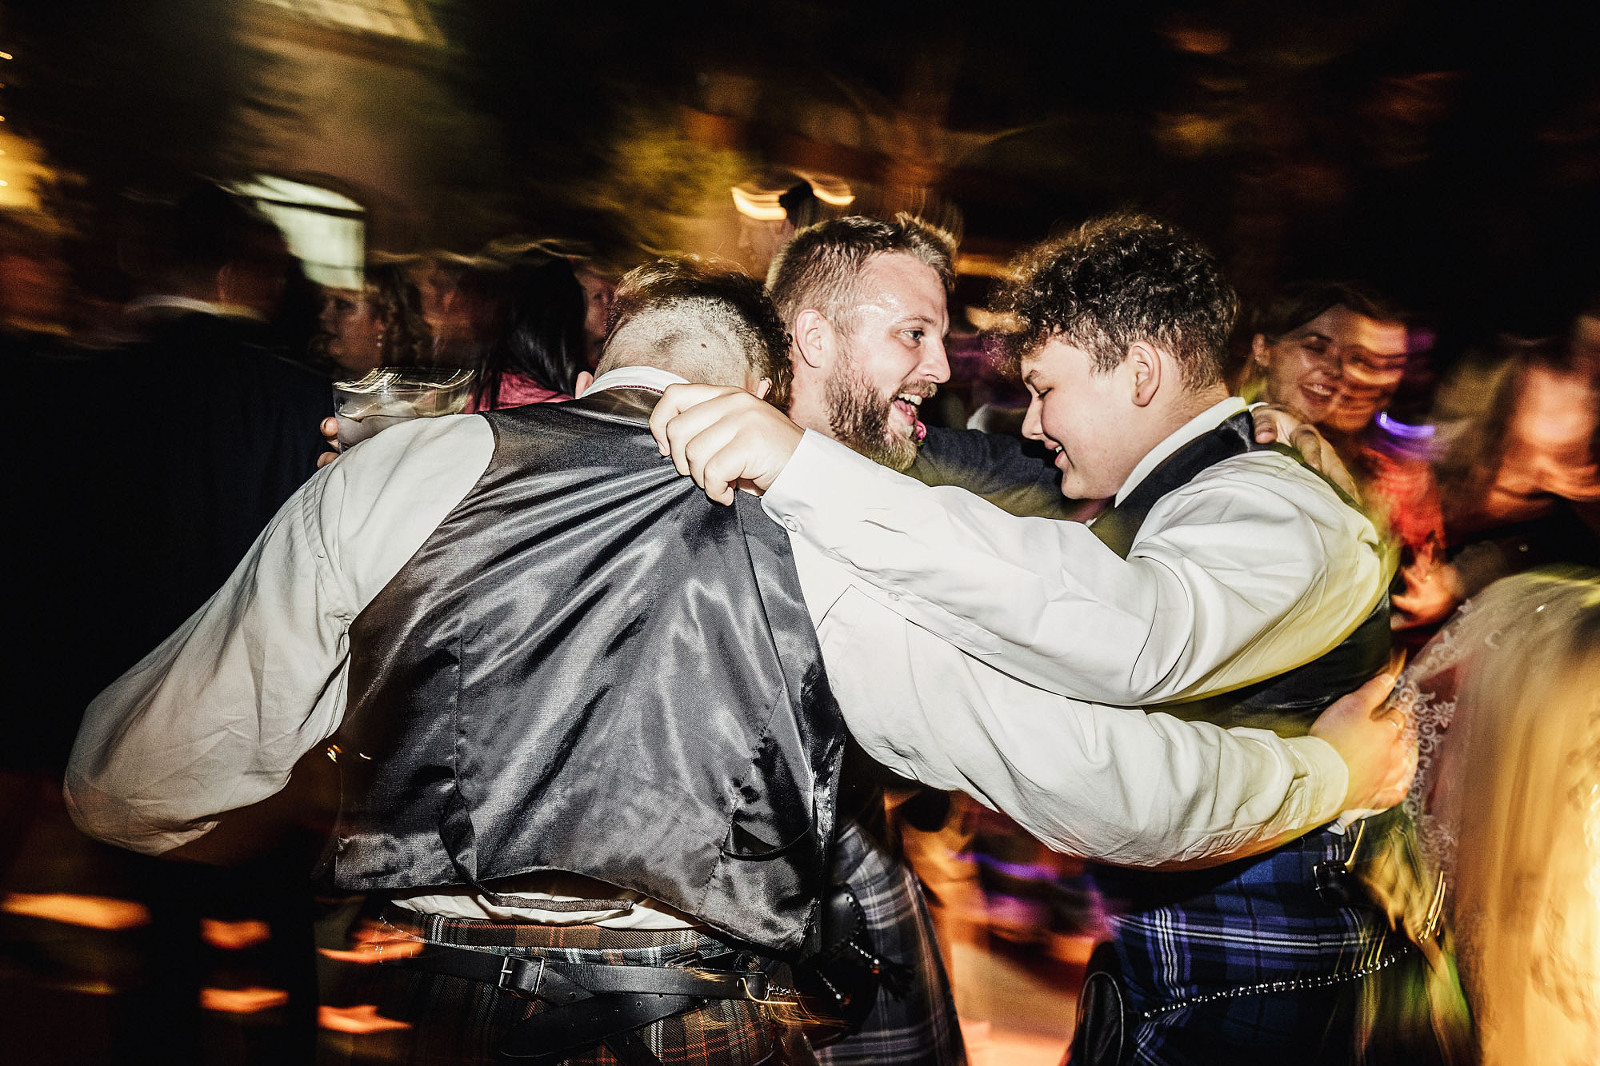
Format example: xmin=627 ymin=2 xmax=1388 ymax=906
xmin=369 ymin=907 xmax=787 ymax=1066
xmin=1091 ymin=826 xmax=1387 ymax=1066
xmin=815 ymin=819 xmax=967 ymax=1066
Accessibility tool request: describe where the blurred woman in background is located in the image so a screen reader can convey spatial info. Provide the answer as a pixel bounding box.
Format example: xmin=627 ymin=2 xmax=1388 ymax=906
xmin=1239 ymin=281 xmax=1451 ymax=630
xmin=1364 ymin=567 xmax=1600 ymax=1065
xmin=316 ymin=259 xmax=432 ymax=376
xmin=1431 ymin=336 xmax=1600 ymax=580
xmin=466 ymin=251 xmax=589 ymax=410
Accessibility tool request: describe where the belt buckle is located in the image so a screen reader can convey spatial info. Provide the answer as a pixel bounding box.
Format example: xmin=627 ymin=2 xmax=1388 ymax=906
xmin=497 ymin=955 xmax=546 ymax=998
xmin=736 ymin=972 xmax=771 ymax=1002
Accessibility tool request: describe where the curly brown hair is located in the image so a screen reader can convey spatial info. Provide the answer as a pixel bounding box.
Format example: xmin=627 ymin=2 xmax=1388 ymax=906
xmin=993 ymin=213 xmax=1236 ymax=390
xmin=364 ymin=260 xmax=434 ymax=368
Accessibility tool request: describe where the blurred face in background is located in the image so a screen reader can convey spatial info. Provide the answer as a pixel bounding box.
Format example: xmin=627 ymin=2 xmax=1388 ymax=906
xmin=0 ymin=249 xmax=70 ymax=331
xmin=738 ymin=216 xmax=794 ymax=282
xmin=1482 ymin=365 xmax=1600 ymax=524
xmin=1572 ymin=313 xmax=1600 ymax=375
xmin=319 ymin=287 xmax=384 ymax=374
xmin=1251 ymin=305 xmax=1408 ymax=434
xmin=577 ymin=268 xmax=615 ymax=366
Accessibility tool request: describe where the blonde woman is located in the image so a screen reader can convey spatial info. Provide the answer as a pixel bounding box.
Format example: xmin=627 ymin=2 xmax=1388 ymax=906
xmin=1364 ymin=567 xmax=1600 ymax=1063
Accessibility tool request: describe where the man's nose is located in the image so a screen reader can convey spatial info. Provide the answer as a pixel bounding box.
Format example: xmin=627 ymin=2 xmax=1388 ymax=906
xmin=1021 ymin=394 xmax=1045 ymax=441
xmin=922 ymin=336 xmax=952 ymax=383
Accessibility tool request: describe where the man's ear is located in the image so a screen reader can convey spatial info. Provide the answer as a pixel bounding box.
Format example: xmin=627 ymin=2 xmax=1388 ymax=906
xmin=573 ymin=371 xmax=595 ymax=397
xmin=1249 ymin=334 xmax=1271 ymax=371
xmin=792 ymin=309 xmax=833 ymax=371
xmin=1128 ymin=341 xmax=1162 ymax=408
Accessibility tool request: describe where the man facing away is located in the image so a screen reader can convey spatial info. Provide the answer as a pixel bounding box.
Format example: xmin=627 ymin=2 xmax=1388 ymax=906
xmin=71 ymin=260 xmax=830 ymax=1066
xmin=653 ymin=213 xmax=1408 ymax=1064
xmin=71 ymin=242 xmax=1409 ymax=1064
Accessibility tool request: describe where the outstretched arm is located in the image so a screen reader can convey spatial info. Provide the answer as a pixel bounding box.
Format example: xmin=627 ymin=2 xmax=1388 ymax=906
xmin=809 ymin=571 xmax=1414 ymax=867
xmin=64 ymin=416 xmax=492 ymax=856
xmin=652 ymin=385 xmax=1388 ymax=706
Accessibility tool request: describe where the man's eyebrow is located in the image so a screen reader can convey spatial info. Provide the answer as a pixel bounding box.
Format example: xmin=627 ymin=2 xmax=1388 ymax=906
xmin=1022 ymin=368 xmax=1039 ymax=388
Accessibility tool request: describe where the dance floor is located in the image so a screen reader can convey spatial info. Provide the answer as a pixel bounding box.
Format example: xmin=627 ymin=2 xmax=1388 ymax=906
xmin=1 ymin=783 xmax=1083 ymax=1064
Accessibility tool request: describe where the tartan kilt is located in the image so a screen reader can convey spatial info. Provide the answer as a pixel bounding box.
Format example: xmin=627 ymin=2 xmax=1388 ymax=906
xmin=368 ymin=908 xmax=789 ymax=1066
xmin=815 ymin=817 xmax=967 ymax=1066
xmin=1086 ymin=825 xmax=1389 ymax=1066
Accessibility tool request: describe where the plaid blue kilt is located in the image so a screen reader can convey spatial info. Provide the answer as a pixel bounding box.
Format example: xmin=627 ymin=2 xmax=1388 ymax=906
xmin=816 ymin=817 xmax=967 ymax=1066
xmin=1080 ymin=825 xmax=1392 ymax=1066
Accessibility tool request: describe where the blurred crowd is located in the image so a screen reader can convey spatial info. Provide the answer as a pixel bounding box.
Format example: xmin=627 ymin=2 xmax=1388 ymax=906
xmin=1 ymin=173 xmax=1597 ymax=1066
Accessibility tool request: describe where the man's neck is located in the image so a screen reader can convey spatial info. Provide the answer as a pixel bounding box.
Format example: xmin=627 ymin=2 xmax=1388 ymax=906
xmin=585 ymin=364 xmax=688 ymax=395
xmin=1114 ymin=390 xmax=1245 ymax=505
xmin=1167 ymin=382 xmax=1232 ymax=428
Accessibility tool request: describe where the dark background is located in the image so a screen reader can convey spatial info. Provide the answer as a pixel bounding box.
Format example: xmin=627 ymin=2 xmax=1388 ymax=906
xmin=4 ymin=0 xmax=1597 ymax=345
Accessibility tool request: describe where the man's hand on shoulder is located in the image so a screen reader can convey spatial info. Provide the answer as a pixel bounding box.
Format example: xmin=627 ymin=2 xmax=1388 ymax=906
xmin=317 ymin=416 xmax=341 ymax=469
xmin=1308 ymin=663 xmax=1416 ymax=814
xmin=649 ymin=383 xmax=804 ymax=505
xmin=1250 ymin=405 xmax=1360 ymax=502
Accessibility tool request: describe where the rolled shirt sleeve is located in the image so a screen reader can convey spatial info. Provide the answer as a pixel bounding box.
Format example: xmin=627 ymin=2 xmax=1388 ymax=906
xmin=64 ymin=414 xmax=495 ymax=855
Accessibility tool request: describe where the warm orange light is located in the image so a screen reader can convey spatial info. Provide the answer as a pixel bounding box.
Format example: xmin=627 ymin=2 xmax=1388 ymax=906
xmin=0 ymin=51 xmax=13 ymax=60
xmin=201 ymin=986 xmax=289 ymax=1014
xmin=318 ymin=938 xmax=422 ymax=963
xmin=319 ymin=1004 xmax=413 ymax=1033
xmin=731 ymin=186 xmax=787 ymax=221
xmin=2 ymin=892 xmax=151 ymax=930
xmin=955 ymin=253 xmax=1015 ymax=280
xmin=319 ymin=918 xmax=426 ymax=963
xmin=202 ymin=918 xmax=272 ymax=950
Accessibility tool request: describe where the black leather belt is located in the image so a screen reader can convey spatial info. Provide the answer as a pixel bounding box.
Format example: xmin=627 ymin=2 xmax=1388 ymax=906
xmin=388 ymin=941 xmax=785 ymax=1065
xmin=397 ymin=942 xmax=774 ymax=1001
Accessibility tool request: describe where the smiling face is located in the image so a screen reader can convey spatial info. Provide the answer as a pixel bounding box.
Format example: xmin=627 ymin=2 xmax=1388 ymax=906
xmin=1020 ymin=337 xmax=1146 ymax=500
xmin=815 ymin=252 xmax=951 ymax=470
xmin=1252 ymin=305 xmax=1407 ymax=434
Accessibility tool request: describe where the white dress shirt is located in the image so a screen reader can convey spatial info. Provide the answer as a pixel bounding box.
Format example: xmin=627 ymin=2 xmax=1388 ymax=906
xmin=763 ymin=398 xmax=1388 ymax=704
xmin=763 ymin=398 xmax=1386 ymax=858
xmin=66 ymin=374 xmax=1356 ymax=912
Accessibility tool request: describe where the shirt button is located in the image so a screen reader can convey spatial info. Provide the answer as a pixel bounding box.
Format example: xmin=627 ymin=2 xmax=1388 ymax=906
xmin=783 ymin=516 xmax=801 ymax=533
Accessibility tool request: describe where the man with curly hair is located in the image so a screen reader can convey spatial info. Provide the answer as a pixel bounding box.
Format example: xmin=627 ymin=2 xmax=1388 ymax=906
xmin=653 ymin=213 xmax=1410 ymax=1064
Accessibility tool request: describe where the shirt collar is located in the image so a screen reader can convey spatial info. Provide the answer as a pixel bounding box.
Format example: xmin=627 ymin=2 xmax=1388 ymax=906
xmin=1114 ymin=396 xmax=1249 ymax=505
xmin=583 ymin=365 xmax=689 ymax=397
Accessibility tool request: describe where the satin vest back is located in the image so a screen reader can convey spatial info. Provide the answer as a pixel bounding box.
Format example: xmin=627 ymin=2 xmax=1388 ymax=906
xmin=330 ymin=388 xmax=845 ymax=952
xmin=1090 ymin=411 xmax=1391 ymax=733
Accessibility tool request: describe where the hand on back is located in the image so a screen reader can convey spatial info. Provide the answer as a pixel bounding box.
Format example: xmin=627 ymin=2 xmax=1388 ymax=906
xmin=649 ymin=384 xmax=805 ymax=505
